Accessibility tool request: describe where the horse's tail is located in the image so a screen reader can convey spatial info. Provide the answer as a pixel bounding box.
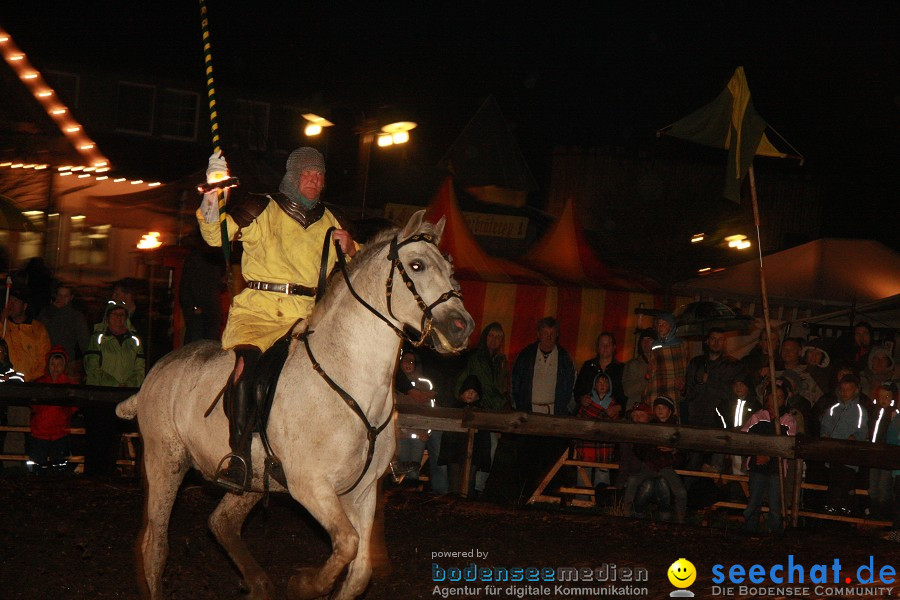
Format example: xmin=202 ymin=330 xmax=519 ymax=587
xmin=116 ymin=394 xmax=139 ymax=420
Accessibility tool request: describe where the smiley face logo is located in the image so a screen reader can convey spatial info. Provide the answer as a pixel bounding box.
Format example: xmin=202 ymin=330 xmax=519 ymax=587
xmin=668 ymin=558 xmax=696 ymax=588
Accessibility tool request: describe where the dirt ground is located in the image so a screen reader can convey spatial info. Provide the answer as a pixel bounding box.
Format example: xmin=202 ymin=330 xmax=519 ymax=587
xmin=0 ymin=472 xmax=896 ymax=600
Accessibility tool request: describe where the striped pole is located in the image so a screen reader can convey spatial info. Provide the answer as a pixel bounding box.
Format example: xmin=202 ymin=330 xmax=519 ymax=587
xmin=199 ymin=0 xmax=230 ymax=264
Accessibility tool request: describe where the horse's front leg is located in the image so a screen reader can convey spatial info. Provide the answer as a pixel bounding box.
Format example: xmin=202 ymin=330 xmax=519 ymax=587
xmin=332 ymin=478 xmax=380 ymax=600
xmin=208 ymin=490 xmax=273 ymax=600
xmin=286 ymin=486 xmax=359 ymax=600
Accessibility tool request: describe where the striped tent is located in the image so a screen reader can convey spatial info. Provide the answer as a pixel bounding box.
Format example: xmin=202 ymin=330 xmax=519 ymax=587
xmin=425 ymin=178 xmax=685 ymax=365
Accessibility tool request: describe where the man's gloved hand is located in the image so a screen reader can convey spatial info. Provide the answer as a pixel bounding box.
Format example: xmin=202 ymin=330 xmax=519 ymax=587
xmin=201 ymin=151 xmax=228 ymax=223
xmin=206 ymin=150 xmax=229 ymax=184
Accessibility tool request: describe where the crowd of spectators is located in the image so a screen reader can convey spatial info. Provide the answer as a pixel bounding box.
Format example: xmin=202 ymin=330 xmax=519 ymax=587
xmin=392 ymin=315 xmax=899 ymax=541
xmin=2 ymin=265 xmax=897 ymax=541
xmin=1 ymin=269 xmax=145 ymax=477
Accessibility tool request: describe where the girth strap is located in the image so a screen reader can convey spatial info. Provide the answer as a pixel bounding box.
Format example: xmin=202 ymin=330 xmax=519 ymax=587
xmin=300 ymin=331 xmax=393 ymax=495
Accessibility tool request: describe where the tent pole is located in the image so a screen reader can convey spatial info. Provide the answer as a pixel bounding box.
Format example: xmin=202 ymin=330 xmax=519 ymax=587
xmin=749 ymin=164 xmax=787 ymax=524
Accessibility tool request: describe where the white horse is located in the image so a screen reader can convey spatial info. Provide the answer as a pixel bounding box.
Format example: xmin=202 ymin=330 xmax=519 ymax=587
xmin=116 ymin=211 xmax=474 ymax=600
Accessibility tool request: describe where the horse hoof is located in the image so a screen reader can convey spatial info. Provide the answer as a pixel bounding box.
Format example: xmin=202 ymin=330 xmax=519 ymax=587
xmin=287 ymin=567 xmax=330 ymax=600
xmin=242 ymin=576 xmax=276 ymax=600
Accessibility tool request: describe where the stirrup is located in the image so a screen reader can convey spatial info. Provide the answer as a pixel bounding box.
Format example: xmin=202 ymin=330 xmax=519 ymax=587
xmin=214 ymin=453 xmax=250 ymax=493
xmin=389 ymin=460 xmax=419 ymax=484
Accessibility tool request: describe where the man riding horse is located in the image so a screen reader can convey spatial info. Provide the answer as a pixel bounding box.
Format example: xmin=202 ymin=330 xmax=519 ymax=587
xmin=198 ymin=147 xmax=358 ymax=492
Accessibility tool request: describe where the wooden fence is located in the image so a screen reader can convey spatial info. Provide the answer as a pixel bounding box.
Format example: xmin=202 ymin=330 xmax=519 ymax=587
xmin=2 ymin=386 xmax=898 ymax=526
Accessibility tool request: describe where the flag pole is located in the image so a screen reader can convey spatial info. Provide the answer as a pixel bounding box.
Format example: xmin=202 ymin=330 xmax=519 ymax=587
xmin=749 ymin=164 xmax=788 ymax=524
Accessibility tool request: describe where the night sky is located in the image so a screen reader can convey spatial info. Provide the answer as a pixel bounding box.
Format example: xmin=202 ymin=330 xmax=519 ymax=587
xmin=2 ymin=2 xmax=897 ymax=249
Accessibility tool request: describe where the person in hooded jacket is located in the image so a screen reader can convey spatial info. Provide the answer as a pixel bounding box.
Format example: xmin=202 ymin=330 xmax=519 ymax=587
xmin=573 ymin=372 xmax=622 ymax=493
xmin=28 ymin=346 xmax=78 ymax=474
xmin=801 ymin=338 xmax=833 ymax=403
xmin=861 ymin=347 xmax=895 ymax=400
xmin=644 ymin=313 xmax=687 ymax=413
xmin=82 ymin=301 xmax=145 ymax=476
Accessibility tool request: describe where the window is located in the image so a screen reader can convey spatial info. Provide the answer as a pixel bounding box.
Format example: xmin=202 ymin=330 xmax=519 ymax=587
xmin=44 ymin=70 xmax=79 ymax=108
xmin=116 ymin=82 xmax=155 ymax=135
xmin=159 ymin=89 xmax=199 ymax=141
xmin=68 ymin=219 xmax=109 ymax=266
xmin=234 ymin=99 xmax=270 ymax=151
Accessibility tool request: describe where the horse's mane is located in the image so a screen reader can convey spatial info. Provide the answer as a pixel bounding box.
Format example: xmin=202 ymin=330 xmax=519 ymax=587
xmin=314 ymin=220 xmax=442 ymax=311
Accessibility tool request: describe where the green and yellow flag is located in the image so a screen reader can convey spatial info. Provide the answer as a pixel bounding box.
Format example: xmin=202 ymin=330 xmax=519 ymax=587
xmin=659 ymin=67 xmax=791 ymax=202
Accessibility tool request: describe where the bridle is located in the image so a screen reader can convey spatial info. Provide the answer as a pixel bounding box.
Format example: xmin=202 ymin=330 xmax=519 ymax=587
xmin=384 ymin=232 xmax=463 ymax=346
xmin=299 ymin=227 xmax=462 ymax=495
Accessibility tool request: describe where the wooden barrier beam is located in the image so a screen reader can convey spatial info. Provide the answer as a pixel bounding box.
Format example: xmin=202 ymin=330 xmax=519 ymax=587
xmin=4 ymin=391 xmax=899 ymax=470
xmin=0 ymin=383 xmax=137 ymax=407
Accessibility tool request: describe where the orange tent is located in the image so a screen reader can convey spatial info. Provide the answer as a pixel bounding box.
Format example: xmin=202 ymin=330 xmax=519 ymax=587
xmin=521 ymin=197 xmax=658 ymax=291
xmin=424 ymin=178 xmax=680 ymax=364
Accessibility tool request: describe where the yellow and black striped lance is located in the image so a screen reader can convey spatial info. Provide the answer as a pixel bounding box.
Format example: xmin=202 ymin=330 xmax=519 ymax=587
xmin=199 ymin=0 xmax=230 ymax=264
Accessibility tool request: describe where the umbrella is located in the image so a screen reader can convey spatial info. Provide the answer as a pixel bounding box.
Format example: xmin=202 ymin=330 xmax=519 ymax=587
xmin=0 ymin=195 xmax=34 ymax=231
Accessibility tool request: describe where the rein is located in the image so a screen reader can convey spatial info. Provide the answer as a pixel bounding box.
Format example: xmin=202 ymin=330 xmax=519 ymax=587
xmin=301 ymin=228 xmax=461 ymax=495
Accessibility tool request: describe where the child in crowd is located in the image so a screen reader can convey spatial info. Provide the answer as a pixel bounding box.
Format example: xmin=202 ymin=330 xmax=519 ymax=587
xmin=439 ymin=375 xmax=491 ymax=495
xmin=572 ymin=372 xmax=622 ymax=495
xmin=622 ymin=396 xmax=687 ymax=523
xmin=820 ymin=373 xmax=868 ymax=516
xmin=742 ymin=378 xmax=796 ymax=533
xmin=868 ymin=382 xmax=898 ymax=521
xmin=574 ymin=373 xmax=621 ymax=464
xmin=28 ymin=346 xmax=78 ymax=475
xmin=615 ymin=403 xmax=652 ymax=489
xmin=718 ymin=374 xmax=762 ymax=475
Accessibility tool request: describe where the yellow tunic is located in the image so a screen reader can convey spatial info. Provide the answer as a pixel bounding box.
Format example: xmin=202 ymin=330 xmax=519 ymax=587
xmin=197 ymin=199 xmax=343 ymax=351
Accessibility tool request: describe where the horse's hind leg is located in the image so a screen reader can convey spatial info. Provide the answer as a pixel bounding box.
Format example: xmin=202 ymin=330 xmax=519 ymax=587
xmin=138 ymin=449 xmax=188 ymax=599
xmin=286 ymin=489 xmax=359 ymax=600
xmin=333 ymin=482 xmax=378 ymax=600
xmin=208 ymin=491 xmax=273 ymax=600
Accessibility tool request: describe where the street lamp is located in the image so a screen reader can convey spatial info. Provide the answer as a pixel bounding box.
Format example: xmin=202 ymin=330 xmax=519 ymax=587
xmin=302 ymin=113 xmax=334 ymax=137
xmin=360 ymin=118 xmax=416 ymax=217
xmin=301 ymin=108 xmax=416 ymax=218
xmin=725 ymin=234 xmax=751 ymax=250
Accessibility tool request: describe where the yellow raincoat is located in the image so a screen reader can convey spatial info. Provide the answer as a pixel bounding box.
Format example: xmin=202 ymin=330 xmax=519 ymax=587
xmin=2 ymin=319 xmax=51 ymax=381
xmin=197 ymin=199 xmax=345 ymax=351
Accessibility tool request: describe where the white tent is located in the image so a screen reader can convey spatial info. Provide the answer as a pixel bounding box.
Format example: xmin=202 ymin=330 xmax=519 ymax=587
xmin=675 ymin=238 xmax=900 ymax=308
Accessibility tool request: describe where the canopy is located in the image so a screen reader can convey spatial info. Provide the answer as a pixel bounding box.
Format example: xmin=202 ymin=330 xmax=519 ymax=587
xmin=675 ymin=238 xmax=900 ymax=307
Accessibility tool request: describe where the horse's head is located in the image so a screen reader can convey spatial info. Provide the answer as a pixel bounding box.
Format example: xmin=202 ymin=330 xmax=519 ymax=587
xmin=388 ymin=210 xmax=475 ymax=353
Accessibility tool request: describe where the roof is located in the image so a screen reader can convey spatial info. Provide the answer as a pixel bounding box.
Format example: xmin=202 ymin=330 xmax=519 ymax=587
xmin=424 ymin=177 xmax=550 ymax=284
xmin=520 ymin=197 xmax=659 ymax=291
xmin=675 ymin=238 xmax=900 ymax=306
